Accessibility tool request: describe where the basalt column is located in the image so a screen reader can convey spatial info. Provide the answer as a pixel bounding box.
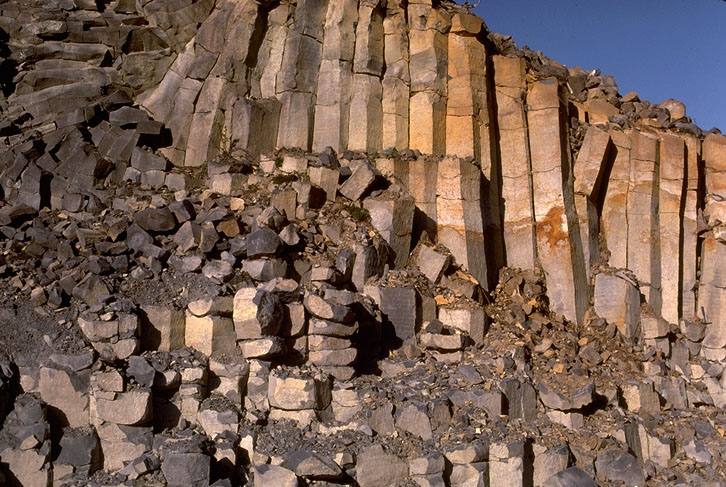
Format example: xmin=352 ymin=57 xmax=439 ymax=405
xmin=627 ymin=131 xmax=661 ymax=313
xmin=699 ymin=134 xmax=726 ymax=359
xmin=658 ymin=133 xmax=686 ymax=325
xmin=526 ymin=79 xmax=588 ymax=325
xmin=312 ymin=0 xmax=357 ymax=153
xmin=407 ymin=0 xmax=448 ymax=156
xmin=275 ymin=0 xmax=328 ymax=150
xmin=492 ymin=55 xmax=536 ymax=270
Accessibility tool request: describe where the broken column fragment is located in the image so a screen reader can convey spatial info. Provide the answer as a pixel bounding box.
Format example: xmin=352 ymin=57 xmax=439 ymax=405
xmin=573 ymin=125 xmax=614 ymax=276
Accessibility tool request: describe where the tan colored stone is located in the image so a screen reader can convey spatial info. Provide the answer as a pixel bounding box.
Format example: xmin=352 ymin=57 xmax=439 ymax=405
xmin=407 ymin=10 xmax=447 ymax=155
xmin=436 ymin=156 xmax=487 ymax=287
xmin=438 ymin=307 xmax=487 ymax=345
xmin=381 ymin=8 xmax=410 ymax=150
xmin=184 ymin=76 xmax=225 ymax=167
xmin=627 ymin=131 xmax=661 ymax=311
xmin=594 ymin=273 xmax=640 ymax=338
xmin=0 ymin=448 xmax=51 ymax=487
xmin=658 ymin=98 xmax=686 ymax=120
xmin=93 ymin=390 xmax=152 ymax=426
xmin=140 ymin=304 xmax=186 ymax=352
xmin=308 ymin=348 xmax=357 ymax=367
xmin=445 ymin=33 xmax=487 ymax=160
xmin=408 ymin=157 xmax=438 ymax=240
xmin=585 ymin=99 xmax=619 ymax=125
xmin=38 ymin=366 xmax=89 ymax=428
xmin=682 ymin=135 xmax=701 ymax=318
xmin=313 ymin=59 xmax=353 ymax=153
xmin=574 ymin=125 xmax=613 ymax=196
xmin=659 ymin=133 xmax=685 ymax=324
xmin=198 ymin=408 xmax=239 ymax=439
xmin=184 ymin=312 xmax=236 ymax=357
xmin=601 ymin=130 xmax=632 ymax=269
xmin=364 ymin=190 xmax=415 ymax=268
xmin=703 ymin=133 xmax=726 ymax=223
xmin=527 ymin=79 xmax=588 ymax=325
xmin=268 ymin=371 xmax=331 ymax=410
xmin=348 ymin=73 xmax=383 ymax=152
xmin=252 ymin=3 xmax=291 ymax=99
xmin=698 ymin=236 xmax=726 ymax=350
xmin=493 ymin=55 xmax=536 ymax=270
xmin=450 ymin=12 xmax=482 ymax=34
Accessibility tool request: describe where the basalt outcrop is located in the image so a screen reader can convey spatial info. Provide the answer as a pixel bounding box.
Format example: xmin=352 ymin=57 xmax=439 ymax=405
xmin=0 ymin=0 xmax=725 ymax=486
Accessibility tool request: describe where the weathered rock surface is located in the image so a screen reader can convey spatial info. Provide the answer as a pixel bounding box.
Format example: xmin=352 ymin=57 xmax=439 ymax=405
xmin=0 ymin=0 xmax=724 ymax=486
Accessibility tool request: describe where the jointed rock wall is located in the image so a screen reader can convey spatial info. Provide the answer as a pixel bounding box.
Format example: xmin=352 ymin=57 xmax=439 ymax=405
xmin=1 ymin=0 xmax=726 ymax=485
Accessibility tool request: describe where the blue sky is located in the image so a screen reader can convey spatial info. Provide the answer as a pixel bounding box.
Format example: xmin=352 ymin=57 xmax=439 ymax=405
xmin=473 ymin=0 xmax=726 ymax=131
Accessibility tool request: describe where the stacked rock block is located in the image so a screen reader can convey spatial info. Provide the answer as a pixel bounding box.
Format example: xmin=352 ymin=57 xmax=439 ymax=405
xmin=1 ymin=0 xmax=725 ymax=341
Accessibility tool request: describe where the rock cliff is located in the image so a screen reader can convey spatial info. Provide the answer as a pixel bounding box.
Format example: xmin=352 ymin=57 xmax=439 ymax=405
xmin=0 ymin=0 xmax=725 ymax=485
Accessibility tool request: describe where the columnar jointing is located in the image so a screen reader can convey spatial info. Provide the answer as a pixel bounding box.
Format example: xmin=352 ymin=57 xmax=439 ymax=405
xmin=131 ymin=0 xmax=723 ymax=341
xmin=275 ymin=0 xmax=327 ymax=151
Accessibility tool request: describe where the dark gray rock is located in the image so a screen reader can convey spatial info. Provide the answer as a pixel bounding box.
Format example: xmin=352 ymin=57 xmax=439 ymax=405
xmin=57 ymin=428 xmax=101 ymax=474
xmin=134 ymin=207 xmax=176 ymax=233
xmin=246 ymin=227 xmax=282 ymax=258
xmin=594 ymin=449 xmax=644 ymax=485
xmin=546 ymin=467 xmax=596 ymax=487
xmin=127 ymin=356 xmax=156 ymax=388
xmin=280 ymin=450 xmax=343 ymax=480
xmin=72 ymin=274 xmax=110 ymax=307
xmin=161 ymin=452 xmax=210 ymax=487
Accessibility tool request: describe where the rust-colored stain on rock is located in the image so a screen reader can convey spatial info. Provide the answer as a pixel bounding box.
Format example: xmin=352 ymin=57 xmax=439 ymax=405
xmin=537 ymin=206 xmax=568 ymax=248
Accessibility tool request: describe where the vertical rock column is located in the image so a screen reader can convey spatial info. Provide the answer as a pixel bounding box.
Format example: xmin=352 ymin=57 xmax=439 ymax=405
xmin=312 ymin=0 xmax=357 ymax=153
xmin=681 ymin=135 xmax=701 ymax=319
xmin=436 ymin=156 xmax=488 ymax=288
xmin=409 ymin=156 xmax=439 ymax=241
xmin=407 ymin=0 xmax=449 ymax=155
xmin=526 ymin=79 xmax=587 ymax=325
xmin=139 ymin=44 xmax=203 ymax=165
xmin=275 ymin=0 xmax=328 ymax=150
xmin=627 ymin=131 xmax=661 ymax=312
xmin=601 ymin=130 xmax=632 ymax=269
xmin=445 ymin=12 xmax=487 ymax=161
xmin=573 ymin=125 xmax=614 ymax=278
xmin=492 ymin=55 xmax=536 ymax=270
xmin=348 ymin=0 xmax=385 ymax=152
xmin=184 ymin=0 xmax=260 ymax=167
xmin=698 ymin=134 xmax=726 ymax=358
xmin=138 ymin=0 xmax=261 ymax=166
xmin=381 ymin=0 xmax=410 ymax=150
xmin=251 ymin=3 xmax=291 ymax=100
xmin=658 ymin=133 xmax=685 ymax=324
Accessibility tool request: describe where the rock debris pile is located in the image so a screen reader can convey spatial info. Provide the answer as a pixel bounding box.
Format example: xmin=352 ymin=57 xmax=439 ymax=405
xmin=0 ymin=0 xmax=725 ymax=486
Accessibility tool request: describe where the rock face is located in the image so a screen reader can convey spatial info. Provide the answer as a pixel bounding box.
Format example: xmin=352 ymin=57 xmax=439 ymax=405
xmin=0 ymin=0 xmax=725 ymax=486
